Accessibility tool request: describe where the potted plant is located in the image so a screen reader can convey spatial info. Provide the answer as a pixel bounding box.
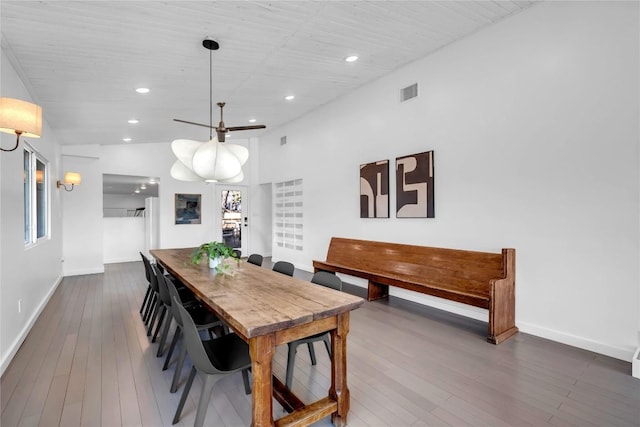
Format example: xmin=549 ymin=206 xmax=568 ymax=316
xmin=190 ymin=241 xmax=239 ymax=274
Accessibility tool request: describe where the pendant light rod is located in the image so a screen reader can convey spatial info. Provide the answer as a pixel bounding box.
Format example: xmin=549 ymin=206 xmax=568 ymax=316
xmin=202 ymin=39 xmax=219 ymax=141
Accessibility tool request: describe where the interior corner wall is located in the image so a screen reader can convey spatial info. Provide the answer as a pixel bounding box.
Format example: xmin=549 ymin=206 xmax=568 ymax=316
xmin=1 ymin=48 xmax=64 ymax=374
xmin=257 ymin=1 xmax=640 ymax=361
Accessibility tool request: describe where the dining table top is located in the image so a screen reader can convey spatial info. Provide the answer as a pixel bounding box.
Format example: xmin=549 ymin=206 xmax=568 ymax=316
xmin=150 ymin=248 xmax=364 ymax=341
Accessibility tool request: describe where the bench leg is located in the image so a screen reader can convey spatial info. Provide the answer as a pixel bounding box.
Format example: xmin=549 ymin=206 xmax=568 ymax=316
xmin=488 ymin=275 xmax=518 ymax=344
xmin=367 ymin=280 xmax=389 ymax=301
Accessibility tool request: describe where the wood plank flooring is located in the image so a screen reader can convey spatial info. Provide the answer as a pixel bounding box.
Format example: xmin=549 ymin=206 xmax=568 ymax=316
xmin=2 ymin=260 xmax=639 ymax=426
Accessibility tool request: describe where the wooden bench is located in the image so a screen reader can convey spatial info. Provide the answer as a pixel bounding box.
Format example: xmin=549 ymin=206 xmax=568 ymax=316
xmin=313 ymin=237 xmax=518 ymax=344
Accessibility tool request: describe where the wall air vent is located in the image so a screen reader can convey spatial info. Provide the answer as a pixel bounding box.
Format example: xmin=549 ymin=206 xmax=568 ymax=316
xmin=280 ymin=136 xmax=287 ymax=145
xmin=401 ymin=83 xmax=418 ymax=102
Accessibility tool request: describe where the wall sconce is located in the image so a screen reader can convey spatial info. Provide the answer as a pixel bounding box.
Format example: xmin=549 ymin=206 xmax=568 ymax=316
xmin=57 ymin=172 xmax=82 ymax=192
xmin=0 ymin=97 xmax=43 ymax=152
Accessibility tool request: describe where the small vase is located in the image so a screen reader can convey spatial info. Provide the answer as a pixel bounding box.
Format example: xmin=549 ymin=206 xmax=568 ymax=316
xmin=209 ymin=256 xmax=222 ymax=270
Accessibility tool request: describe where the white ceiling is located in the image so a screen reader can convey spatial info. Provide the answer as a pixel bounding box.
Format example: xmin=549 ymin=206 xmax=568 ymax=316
xmin=103 ymin=174 xmax=159 ymax=197
xmin=1 ymin=1 xmax=538 ymax=147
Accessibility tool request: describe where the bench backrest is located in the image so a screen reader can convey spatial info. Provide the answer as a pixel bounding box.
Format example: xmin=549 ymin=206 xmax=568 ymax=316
xmin=325 ymin=237 xmax=509 ymax=295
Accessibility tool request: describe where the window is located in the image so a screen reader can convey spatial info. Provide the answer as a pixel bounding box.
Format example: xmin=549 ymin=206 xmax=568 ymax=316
xmin=24 ymin=145 xmax=49 ymax=244
xmin=274 ymin=179 xmax=303 ymax=251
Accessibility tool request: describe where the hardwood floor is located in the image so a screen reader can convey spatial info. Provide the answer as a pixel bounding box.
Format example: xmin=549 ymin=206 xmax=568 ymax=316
xmin=2 ymin=260 xmax=639 ymax=426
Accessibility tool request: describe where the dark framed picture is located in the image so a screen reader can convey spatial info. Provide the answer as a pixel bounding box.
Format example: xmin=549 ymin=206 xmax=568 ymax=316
xmin=396 ymin=150 xmax=434 ymax=218
xmin=175 ymin=193 xmax=201 ymax=224
xmin=360 ymin=159 xmax=389 ymax=218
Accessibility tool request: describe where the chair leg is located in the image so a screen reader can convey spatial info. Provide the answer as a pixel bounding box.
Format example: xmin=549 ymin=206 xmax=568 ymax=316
xmin=140 ymin=285 xmax=152 ymax=315
xmin=307 ymin=342 xmax=317 ymax=365
xmin=146 ymin=300 xmax=160 ymax=336
xmin=157 ymin=313 xmax=173 ymax=357
xmin=241 ymin=369 xmax=251 ymax=395
xmin=170 ymin=343 xmax=187 ymax=393
xmin=194 ymin=374 xmax=216 ymax=427
xmin=173 ymin=366 xmax=197 ymax=425
xmin=152 ymin=306 xmax=167 ymax=343
xmin=143 ymin=292 xmax=156 ymax=325
xmin=285 ymin=342 xmax=298 ymax=390
xmin=163 ymin=327 xmax=180 ymax=371
xmin=322 ymin=335 xmax=332 ymax=358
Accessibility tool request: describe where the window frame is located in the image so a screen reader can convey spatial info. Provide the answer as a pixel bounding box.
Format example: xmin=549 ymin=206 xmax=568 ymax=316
xmin=23 ymin=144 xmax=50 ymax=246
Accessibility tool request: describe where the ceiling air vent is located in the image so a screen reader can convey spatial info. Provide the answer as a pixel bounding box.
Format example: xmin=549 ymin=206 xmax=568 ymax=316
xmin=280 ymin=136 xmax=287 ymax=145
xmin=400 ymin=83 xmax=418 ymax=102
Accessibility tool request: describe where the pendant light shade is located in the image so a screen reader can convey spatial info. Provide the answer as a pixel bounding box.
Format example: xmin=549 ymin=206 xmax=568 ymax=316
xmin=170 ymin=137 xmax=248 ymax=183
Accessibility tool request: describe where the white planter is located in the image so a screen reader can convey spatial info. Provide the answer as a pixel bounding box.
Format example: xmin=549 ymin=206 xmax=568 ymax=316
xmin=209 ymin=257 xmax=222 ymax=270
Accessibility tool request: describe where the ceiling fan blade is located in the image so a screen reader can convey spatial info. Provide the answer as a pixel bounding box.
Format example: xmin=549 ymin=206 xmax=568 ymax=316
xmin=173 ymin=118 xmax=215 ymax=129
xmin=227 ymin=125 xmax=267 ymax=131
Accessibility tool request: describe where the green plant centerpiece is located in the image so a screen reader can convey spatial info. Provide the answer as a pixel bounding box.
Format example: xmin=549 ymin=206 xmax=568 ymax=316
xmin=190 ymin=241 xmax=239 ymax=274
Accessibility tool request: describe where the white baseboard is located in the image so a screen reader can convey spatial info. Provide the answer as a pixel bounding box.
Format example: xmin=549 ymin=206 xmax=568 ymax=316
xmin=516 ymin=321 xmax=635 ymax=362
xmin=104 ymin=256 xmax=140 ymax=264
xmin=1 ymin=275 xmax=63 ymax=376
xmin=63 ymin=266 xmax=105 ymax=276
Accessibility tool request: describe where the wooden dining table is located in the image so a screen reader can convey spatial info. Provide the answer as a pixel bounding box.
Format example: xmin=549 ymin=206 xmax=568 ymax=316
xmin=150 ymin=248 xmax=364 ymax=427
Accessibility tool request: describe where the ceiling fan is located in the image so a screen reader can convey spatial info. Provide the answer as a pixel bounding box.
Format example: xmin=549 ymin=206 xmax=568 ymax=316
xmin=173 ymin=39 xmax=266 ymax=142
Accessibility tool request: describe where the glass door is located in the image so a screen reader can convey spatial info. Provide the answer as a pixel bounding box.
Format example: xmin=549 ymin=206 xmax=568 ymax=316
xmin=220 ymin=187 xmax=247 ymax=256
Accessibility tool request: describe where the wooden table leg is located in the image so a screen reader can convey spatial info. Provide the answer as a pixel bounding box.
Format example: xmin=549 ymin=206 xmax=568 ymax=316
xmin=250 ymin=334 xmax=276 ymax=427
xmin=329 ymin=312 xmax=350 ymax=427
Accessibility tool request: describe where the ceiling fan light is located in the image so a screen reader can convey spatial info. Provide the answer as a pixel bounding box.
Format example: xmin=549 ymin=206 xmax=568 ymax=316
xmin=224 ymin=143 xmax=249 ymax=166
xmin=170 ymin=160 xmax=202 ymax=181
xmin=171 ymin=138 xmax=203 ymax=169
xmin=220 ymin=169 xmax=244 ymax=184
xmin=192 ymin=140 xmax=243 ymax=181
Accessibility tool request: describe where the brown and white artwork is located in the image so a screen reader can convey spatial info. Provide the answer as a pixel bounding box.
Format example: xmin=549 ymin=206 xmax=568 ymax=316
xmin=360 ymin=160 xmax=389 ymax=218
xmin=396 ymin=151 xmax=434 ymax=218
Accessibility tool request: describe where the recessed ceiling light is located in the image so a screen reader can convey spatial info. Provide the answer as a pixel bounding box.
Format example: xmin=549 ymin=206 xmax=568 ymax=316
xmin=128 ymin=119 xmax=139 ymax=124
xmin=134 ymin=189 xmax=140 ymax=194
xmin=136 ymin=87 xmax=150 ymax=94
xmin=140 ymin=184 xmax=147 ymax=190
xmin=345 ymin=55 xmax=358 ymax=63
xmin=123 ymin=137 xmax=132 ymax=142
xmin=248 ymin=119 xmax=256 ymax=123
xmin=285 ymin=95 xmax=295 ymax=101
xmin=148 ymin=180 xmax=157 ymax=185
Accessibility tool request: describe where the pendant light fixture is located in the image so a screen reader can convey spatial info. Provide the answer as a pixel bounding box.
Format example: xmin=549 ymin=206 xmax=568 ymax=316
xmin=170 ymin=39 xmax=249 ymax=183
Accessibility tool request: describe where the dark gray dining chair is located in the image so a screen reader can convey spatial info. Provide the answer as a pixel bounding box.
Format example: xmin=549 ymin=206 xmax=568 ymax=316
xmin=272 ymin=260 xmax=294 ymax=277
xmin=140 ymin=253 xmax=155 ymax=322
xmin=247 ymin=253 xmax=263 ymax=266
xmin=149 ymin=264 xmax=198 ymax=342
xmin=163 ymin=275 xmax=227 ymax=393
xmin=285 ymin=271 xmax=342 ymax=389
xmin=172 ymin=300 xmax=251 ymax=427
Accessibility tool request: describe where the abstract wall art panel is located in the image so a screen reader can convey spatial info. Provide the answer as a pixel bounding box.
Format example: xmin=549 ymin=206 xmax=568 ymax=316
xmin=396 ymin=150 xmax=434 ymax=218
xmin=360 ymin=160 xmax=389 ymax=218
xmin=175 ymin=193 xmax=202 ymax=224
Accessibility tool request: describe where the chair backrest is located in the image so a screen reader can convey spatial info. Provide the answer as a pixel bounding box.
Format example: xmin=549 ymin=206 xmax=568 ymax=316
xmin=233 ymin=249 xmax=242 ymax=258
xmin=247 ymin=254 xmax=263 ymax=266
xmin=147 ymin=259 xmax=160 ymax=292
xmin=272 ymin=261 xmax=295 ymax=277
xmin=175 ymin=299 xmax=220 ymax=375
xmin=311 ymin=271 xmax=342 ymax=291
xmin=153 ymin=264 xmax=172 ymax=306
xmin=140 ymin=252 xmax=151 ymax=282
xmin=166 ymin=277 xmax=185 ymax=327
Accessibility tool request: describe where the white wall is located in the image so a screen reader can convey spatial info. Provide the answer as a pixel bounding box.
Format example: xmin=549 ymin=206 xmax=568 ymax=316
xmin=61 ymin=148 xmax=103 ymax=276
xmin=258 ymin=1 xmax=639 ymax=361
xmin=1 ymin=49 xmax=64 ymax=373
xmin=61 ymin=138 xmax=257 ymax=271
xmin=103 ymin=217 xmax=144 ymax=263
